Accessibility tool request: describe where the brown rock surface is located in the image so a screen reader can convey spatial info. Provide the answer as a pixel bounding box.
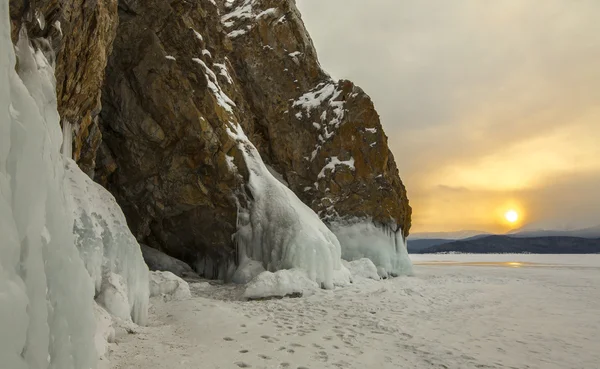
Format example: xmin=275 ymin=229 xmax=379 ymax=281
xmin=10 ymin=0 xmax=411 ymax=277
xmin=9 ymin=0 xmax=118 ymax=175
xmin=97 ymin=0 xmax=410 ymax=277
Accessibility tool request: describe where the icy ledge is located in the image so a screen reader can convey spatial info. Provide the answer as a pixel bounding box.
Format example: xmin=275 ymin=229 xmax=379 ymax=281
xmin=228 ymin=124 xmax=351 ymax=289
xmin=330 ymin=220 xmax=414 ymax=278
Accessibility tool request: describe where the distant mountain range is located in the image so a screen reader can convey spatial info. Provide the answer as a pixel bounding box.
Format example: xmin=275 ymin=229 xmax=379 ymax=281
xmin=408 ymin=225 xmax=600 ymax=254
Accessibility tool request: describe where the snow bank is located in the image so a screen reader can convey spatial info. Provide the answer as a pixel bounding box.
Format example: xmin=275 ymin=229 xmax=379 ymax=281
xmin=243 ymin=269 xmax=319 ymax=300
xmin=343 ymin=259 xmax=380 ymax=280
xmin=66 ymin=159 xmax=150 ymax=325
xmin=331 ymin=220 xmax=413 ymax=278
xmin=228 ymin=124 xmax=350 ymax=289
xmin=232 ymin=258 xmax=266 ymax=284
xmin=0 ymin=17 xmax=96 ymax=369
xmin=149 ymin=271 xmax=191 ymax=300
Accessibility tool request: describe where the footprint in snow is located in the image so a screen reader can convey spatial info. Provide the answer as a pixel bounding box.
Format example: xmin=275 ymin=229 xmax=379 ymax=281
xmin=235 ymin=362 xmax=251 ymax=368
xmin=223 ymin=337 xmax=234 ymax=341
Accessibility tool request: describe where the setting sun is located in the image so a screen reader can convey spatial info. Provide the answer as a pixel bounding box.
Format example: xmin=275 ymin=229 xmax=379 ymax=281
xmin=505 ymin=210 xmax=519 ymax=223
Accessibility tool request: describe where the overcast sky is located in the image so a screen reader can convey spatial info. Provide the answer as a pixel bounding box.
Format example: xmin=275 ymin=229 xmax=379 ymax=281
xmin=297 ymin=0 xmax=600 ymax=233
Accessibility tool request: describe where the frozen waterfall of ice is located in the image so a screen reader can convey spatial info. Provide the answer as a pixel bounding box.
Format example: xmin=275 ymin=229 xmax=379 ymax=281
xmin=66 ymin=158 xmax=149 ymax=325
xmin=228 ymin=124 xmax=350 ymax=289
xmin=330 ymin=220 xmax=413 ymax=278
xmin=0 ymin=13 xmax=97 ymax=369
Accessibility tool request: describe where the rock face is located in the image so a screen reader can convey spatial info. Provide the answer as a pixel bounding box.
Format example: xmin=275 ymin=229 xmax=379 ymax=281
xmin=96 ymin=0 xmax=411 ymax=276
xmin=9 ymin=0 xmax=118 ymax=176
xmin=10 ymin=0 xmax=411 ymax=278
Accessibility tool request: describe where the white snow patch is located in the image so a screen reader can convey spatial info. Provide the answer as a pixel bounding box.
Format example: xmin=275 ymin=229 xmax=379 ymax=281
xmin=202 ymin=49 xmax=212 ymax=58
xmin=192 ymin=29 xmax=203 ymax=42
xmin=256 ymin=8 xmax=277 ymax=20
xmin=53 ymin=20 xmax=62 ymax=35
xmin=222 ymin=0 xmax=254 ymax=26
xmin=365 ymin=127 xmax=377 ymax=133
xmin=149 ymin=271 xmax=191 ymax=301
xmin=225 ymin=154 xmax=237 ymax=172
xmin=227 ymin=29 xmax=247 ymax=38
xmin=293 ymin=81 xmax=346 ymax=159
xmin=214 ymin=62 xmax=234 ymax=84
xmin=192 ymin=58 xmax=236 ymax=113
xmin=318 ymin=156 xmax=355 ymax=179
xmin=165 ymin=55 xmax=176 ymax=61
xmin=243 ymin=269 xmax=319 ymax=300
xmin=232 ymin=259 xmax=266 ymax=284
xmin=343 ymin=258 xmax=380 ymax=280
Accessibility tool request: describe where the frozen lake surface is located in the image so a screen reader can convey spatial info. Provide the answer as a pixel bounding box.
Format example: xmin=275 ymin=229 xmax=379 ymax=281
xmin=108 ymin=254 xmax=600 ymax=369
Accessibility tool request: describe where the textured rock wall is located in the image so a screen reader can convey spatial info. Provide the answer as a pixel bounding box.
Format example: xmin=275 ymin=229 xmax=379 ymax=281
xmin=10 ymin=0 xmax=411 ymax=278
xmin=97 ymin=0 xmax=411 ymax=276
xmin=9 ymin=0 xmax=118 ymax=176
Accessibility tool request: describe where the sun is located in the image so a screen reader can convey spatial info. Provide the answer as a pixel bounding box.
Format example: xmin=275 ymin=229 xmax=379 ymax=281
xmin=504 ymin=210 xmax=519 ymax=223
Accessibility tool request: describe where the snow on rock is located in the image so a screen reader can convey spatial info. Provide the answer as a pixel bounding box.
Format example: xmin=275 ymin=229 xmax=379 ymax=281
xmin=318 ymin=156 xmax=356 ymax=179
xmin=149 ymin=271 xmax=191 ymax=300
xmin=222 ymin=0 xmax=280 ymax=39
xmin=141 ymin=244 xmax=196 ymax=278
xmin=192 ymin=57 xmax=236 ymax=113
xmin=343 ymin=259 xmax=381 ymax=280
xmin=243 ymin=269 xmax=319 ymax=300
xmin=66 ymin=159 xmax=150 ymax=325
xmin=293 ymin=81 xmax=346 ymax=160
xmin=0 ymin=22 xmax=96 ymax=368
xmin=331 ymin=220 xmax=413 ymax=278
xmin=228 ymin=124 xmax=350 ymax=289
xmin=214 ymin=62 xmax=234 ymax=84
xmin=232 ymin=259 xmax=266 ymax=284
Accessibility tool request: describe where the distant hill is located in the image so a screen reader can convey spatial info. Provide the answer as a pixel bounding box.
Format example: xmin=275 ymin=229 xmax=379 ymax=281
xmin=509 ymin=225 xmax=600 ymax=239
xmin=415 ymin=235 xmax=600 ymax=254
xmin=409 ymin=230 xmax=491 ymax=240
xmin=408 ymin=239 xmax=452 ymax=253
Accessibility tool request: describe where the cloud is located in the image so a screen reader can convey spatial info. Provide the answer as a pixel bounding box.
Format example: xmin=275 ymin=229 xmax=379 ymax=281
xmin=297 ymin=0 xmax=600 ymax=231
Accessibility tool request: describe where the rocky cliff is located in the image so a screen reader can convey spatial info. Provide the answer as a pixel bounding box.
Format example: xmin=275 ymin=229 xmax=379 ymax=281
xmin=10 ymin=0 xmax=411 ymax=278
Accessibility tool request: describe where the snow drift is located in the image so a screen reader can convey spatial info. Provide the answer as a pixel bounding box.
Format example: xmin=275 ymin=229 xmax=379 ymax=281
xmin=0 ymin=17 xmax=97 ymax=369
xmin=229 ymin=124 xmax=350 ymax=289
xmin=243 ymin=269 xmax=319 ymax=300
xmin=331 ymin=220 xmax=413 ymax=278
xmin=149 ymin=271 xmax=191 ymax=301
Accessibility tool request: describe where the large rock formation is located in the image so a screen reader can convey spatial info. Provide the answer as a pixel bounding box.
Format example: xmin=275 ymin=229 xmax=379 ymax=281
xmin=9 ymin=0 xmax=118 ymax=176
xmin=96 ymin=0 xmax=411 ymax=277
xmin=10 ymin=0 xmax=411 ymax=278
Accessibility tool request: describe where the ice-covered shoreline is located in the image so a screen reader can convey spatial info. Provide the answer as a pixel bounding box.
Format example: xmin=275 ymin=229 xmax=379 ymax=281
xmin=106 ymin=255 xmax=600 ymax=369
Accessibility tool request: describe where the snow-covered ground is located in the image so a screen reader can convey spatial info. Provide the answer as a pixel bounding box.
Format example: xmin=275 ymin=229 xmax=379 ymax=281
xmin=107 ymin=254 xmax=600 ymax=369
